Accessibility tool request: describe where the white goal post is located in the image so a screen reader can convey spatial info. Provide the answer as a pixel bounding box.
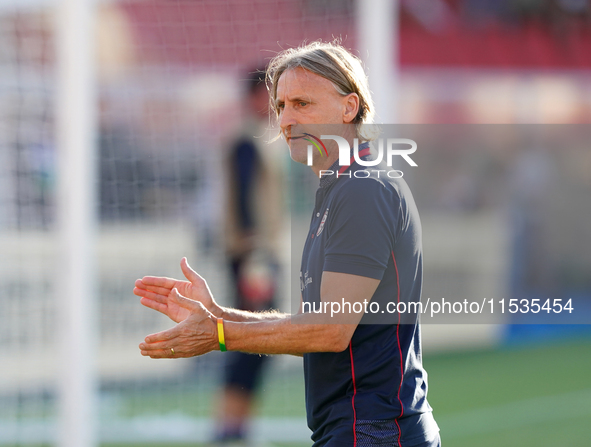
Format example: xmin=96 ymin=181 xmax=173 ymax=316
xmin=356 ymin=0 xmax=399 ymax=124
xmin=56 ymin=0 xmax=98 ymax=446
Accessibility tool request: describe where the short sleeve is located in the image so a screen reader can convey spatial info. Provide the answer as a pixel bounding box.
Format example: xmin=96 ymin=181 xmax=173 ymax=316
xmin=323 ymin=178 xmax=400 ymax=280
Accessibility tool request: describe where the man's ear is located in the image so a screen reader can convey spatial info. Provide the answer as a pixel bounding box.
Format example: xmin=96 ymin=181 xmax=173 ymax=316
xmin=342 ymin=93 xmax=360 ymax=124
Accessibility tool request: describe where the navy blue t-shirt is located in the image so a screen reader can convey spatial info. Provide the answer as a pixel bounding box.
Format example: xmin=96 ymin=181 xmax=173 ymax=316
xmin=300 ymin=149 xmax=439 ymax=446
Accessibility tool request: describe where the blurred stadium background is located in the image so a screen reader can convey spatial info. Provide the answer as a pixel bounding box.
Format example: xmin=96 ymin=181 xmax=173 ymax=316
xmin=2 ymin=0 xmax=591 ymax=446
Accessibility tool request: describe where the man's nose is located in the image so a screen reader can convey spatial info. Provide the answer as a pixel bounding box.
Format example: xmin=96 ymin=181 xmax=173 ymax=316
xmin=279 ymin=106 xmax=297 ymax=132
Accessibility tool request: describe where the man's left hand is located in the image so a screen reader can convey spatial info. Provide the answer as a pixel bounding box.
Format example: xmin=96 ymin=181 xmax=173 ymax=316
xmin=139 ymin=288 xmax=218 ymax=358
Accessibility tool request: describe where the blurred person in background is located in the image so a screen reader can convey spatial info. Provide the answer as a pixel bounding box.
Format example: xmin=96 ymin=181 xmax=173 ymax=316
xmin=215 ymin=68 xmax=285 ymax=445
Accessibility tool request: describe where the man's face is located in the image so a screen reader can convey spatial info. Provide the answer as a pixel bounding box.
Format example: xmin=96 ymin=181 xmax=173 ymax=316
xmin=275 ymin=67 xmax=357 ymax=165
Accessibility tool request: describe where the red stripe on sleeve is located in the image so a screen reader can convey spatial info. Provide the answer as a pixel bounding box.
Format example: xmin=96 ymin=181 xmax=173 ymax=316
xmin=349 ymin=341 xmax=357 ymax=447
xmin=392 ymin=250 xmax=404 ymax=447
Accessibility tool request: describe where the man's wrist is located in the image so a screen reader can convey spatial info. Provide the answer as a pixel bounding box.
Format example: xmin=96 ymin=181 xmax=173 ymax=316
xmin=209 ymin=303 xmax=225 ymax=319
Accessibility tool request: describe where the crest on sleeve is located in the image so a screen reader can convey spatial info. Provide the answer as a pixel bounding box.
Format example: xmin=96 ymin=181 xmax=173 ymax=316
xmin=316 ymin=208 xmax=329 ymax=237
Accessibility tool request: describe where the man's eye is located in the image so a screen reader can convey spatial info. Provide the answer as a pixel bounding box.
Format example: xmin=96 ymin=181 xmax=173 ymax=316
xmin=299 ymin=102 xmax=307 ymax=107
xmin=277 ymin=103 xmax=285 ymax=110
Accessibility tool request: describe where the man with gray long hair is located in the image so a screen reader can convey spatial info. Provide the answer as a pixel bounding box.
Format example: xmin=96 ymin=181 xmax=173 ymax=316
xmin=135 ymin=41 xmax=440 ymax=446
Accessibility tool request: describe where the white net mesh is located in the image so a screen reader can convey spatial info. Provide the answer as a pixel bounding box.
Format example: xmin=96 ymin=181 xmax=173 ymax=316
xmin=0 ymin=0 xmax=357 ymax=445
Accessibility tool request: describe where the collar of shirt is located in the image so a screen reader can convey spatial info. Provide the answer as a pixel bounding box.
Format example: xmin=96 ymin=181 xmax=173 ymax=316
xmin=319 ymin=141 xmax=371 ymax=189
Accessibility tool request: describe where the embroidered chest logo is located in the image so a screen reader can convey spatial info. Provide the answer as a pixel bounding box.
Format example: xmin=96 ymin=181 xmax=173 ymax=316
xmin=316 ymin=207 xmax=329 ymax=237
xmin=300 ymin=271 xmax=313 ymax=291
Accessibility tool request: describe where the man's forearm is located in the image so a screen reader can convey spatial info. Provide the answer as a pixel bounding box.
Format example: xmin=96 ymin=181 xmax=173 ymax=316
xmin=217 ymin=306 xmax=288 ymax=323
xmin=208 ymin=271 xmax=377 ymax=355
xmin=222 ymin=313 xmax=355 ymax=355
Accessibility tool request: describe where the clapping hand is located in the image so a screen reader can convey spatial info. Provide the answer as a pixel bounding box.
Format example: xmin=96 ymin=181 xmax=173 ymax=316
xmin=138 ymin=287 xmax=218 ymax=358
xmin=133 ymin=257 xmax=219 ymax=323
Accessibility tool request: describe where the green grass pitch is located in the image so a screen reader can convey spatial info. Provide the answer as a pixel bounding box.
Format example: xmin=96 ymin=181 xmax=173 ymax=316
xmin=4 ymin=338 xmax=590 ymax=447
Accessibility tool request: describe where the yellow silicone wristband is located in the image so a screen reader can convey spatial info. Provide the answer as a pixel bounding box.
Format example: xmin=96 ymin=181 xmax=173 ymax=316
xmin=217 ymin=318 xmax=227 ymax=352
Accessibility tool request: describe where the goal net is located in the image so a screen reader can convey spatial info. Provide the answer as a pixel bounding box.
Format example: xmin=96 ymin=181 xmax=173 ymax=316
xmin=0 ymin=0 xmax=364 ymax=445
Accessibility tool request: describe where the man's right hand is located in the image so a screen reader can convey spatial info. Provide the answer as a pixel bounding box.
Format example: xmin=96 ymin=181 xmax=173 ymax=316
xmin=133 ymin=257 xmax=221 ymax=323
